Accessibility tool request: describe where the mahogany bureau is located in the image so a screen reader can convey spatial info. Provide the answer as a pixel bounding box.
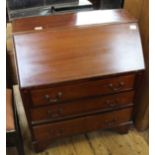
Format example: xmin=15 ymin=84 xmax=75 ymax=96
xmin=12 ymin=9 xmax=145 ymax=152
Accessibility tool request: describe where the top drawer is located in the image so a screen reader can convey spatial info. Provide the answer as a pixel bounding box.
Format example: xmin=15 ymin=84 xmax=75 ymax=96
xmin=31 ymin=74 xmax=135 ymax=106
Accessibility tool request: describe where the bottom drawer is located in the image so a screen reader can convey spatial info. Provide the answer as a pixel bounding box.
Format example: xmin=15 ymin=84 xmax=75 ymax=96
xmin=33 ymin=108 xmax=133 ymax=141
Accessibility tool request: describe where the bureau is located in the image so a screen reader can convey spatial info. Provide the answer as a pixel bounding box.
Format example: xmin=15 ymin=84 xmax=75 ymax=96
xmin=13 ymin=9 xmax=145 ymax=152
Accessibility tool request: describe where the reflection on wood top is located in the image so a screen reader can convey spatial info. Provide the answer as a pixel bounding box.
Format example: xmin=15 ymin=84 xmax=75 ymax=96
xmin=13 ymin=10 xmax=144 ymax=88
xmin=12 ymin=9 xmax=136 ymax=33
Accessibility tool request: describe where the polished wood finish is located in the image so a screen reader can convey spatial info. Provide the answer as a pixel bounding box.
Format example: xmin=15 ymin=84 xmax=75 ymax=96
xmin=12 ymin=85 xmax=148 ymax=155
xmin=13 ymin=10 xmax=145 ymax=152
xmin=124 ymin=0 xmax=149 ymax=130
xmin=33 ymin=108 xmax=133 ymax=142
xmin=12 ymin=9 xmax=136 ymax=33
xmin=31 ymin=91 xmax=134 ymax=124
xmin=14 ymin=22 xmax=144 ymax=88
xmin=31 ymin=74 xmax=135 ymax=106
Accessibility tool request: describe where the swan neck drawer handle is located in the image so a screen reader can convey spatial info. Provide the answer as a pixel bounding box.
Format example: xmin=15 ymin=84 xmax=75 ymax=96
xmin=44 ymin=92 xmax=63 ymax=103
xmin=108 ymin=82 xmax=124 ymax=91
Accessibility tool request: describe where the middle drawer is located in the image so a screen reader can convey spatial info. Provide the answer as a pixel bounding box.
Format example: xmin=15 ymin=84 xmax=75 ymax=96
xmin=31 ymin=91 xmax=134 ymax=124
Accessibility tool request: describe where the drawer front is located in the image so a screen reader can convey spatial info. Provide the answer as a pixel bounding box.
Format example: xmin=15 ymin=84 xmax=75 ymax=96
xmin=31 ymin=91 xmax=134 ymax=123
xmin=31 ymin=74 xmax=135 ymax=106
xmin=33 ymin=108 xmax=133 ymax=141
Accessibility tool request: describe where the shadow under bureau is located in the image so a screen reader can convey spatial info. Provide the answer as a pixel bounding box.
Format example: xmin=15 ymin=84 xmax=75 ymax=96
xmin=12 ymin=9 xmax=145 ymax=152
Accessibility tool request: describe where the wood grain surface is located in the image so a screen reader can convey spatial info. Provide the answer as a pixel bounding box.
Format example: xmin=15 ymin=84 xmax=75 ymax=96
xmin=12 ymin=9 xmax=146 ymax=152
xmin=30 ymin=74 xmax=135 ymax=106
xmin=31 ymin=91 xmax=134 ymax=124
xmin=13 ymin=10 xmax=144 ymax=88
xmin=12 ymin=9 xmax=136 ymax=33
xmin=8 ymin=85 xmax=148 ymax=155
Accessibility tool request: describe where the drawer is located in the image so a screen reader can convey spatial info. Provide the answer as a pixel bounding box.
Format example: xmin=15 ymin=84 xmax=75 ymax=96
xmin=31 ymin=74 xmax=135 ymax=106
xmin=31 ymin=91 xmax=134 ymax=123
xmin=33 ymin=108 xmax=133 ymax=141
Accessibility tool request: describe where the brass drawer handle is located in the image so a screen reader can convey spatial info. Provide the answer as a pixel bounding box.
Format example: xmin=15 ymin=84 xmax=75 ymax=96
xmin=44 ymin=92 xmax=63 ymax=103
xmin=50 ymin=98 xmax=58 ymax=103
xmin=57 ymin=92 xmax=63 ymax=98
xmin=47 ymin=107 xmax=63 ymax=118
xmin=49 ymin=128 xmax=64 ymax=137
xmin=105 ymin=118 xmax=117 ymax=128
xmin=105 ymin=99 xmax=119 ymax=108
xmin=58 ymin=108 xmax=63 ymax=114
xmin=45 ymin=95 xmax=50 ymax=99
xmin=47 ymin=110 xmax=59 ymax=118
xmin=108 ymin=82 xmax=124 ymax=91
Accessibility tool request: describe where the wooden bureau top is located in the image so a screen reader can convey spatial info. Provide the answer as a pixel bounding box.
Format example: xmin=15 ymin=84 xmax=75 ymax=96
xmin=13 ymin=9 xmax=145 ymax=89
xmin=12 ymin=9 xmax=136 ymax=33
